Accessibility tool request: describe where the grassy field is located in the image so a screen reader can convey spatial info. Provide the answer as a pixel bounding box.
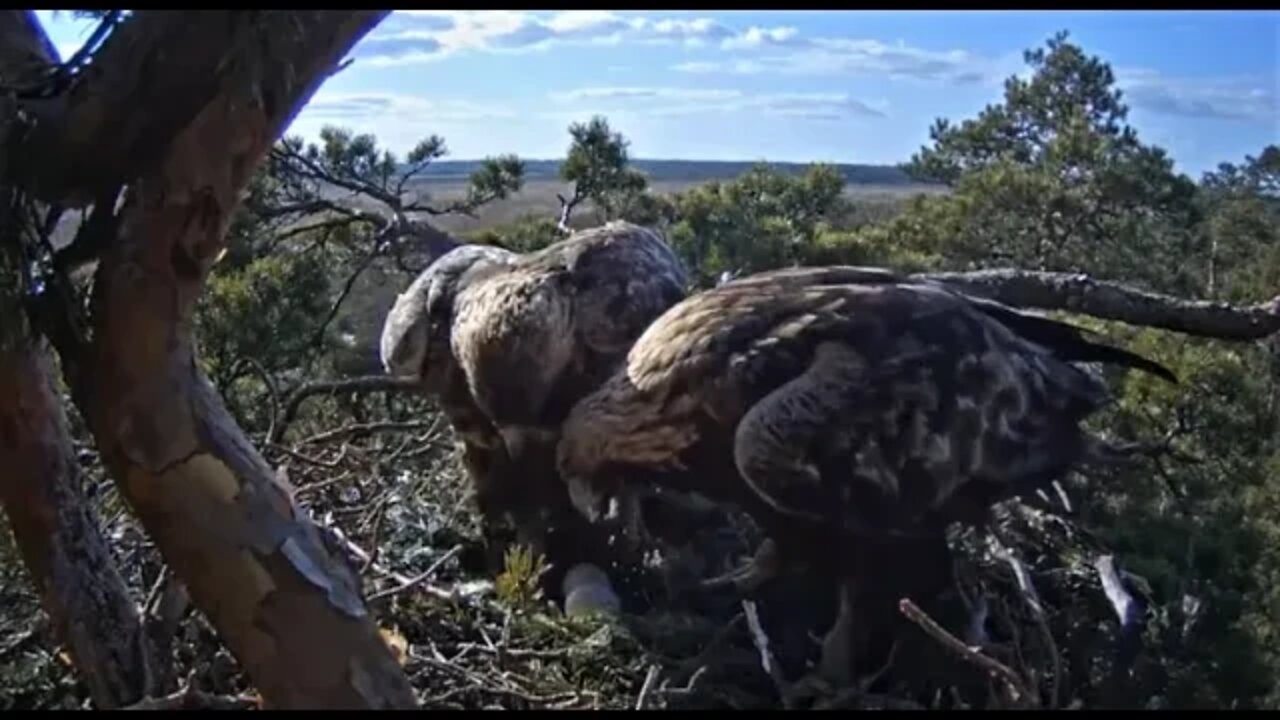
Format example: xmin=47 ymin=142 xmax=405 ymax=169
xmin=47 ymin=162 xmax=945 ymax=248
xmin=398 ymin=177 xmax=948 ymax=235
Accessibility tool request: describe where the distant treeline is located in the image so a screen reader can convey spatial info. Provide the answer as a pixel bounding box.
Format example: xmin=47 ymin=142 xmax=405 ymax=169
xmin=403 ymin=158 xmax=925 ymax=186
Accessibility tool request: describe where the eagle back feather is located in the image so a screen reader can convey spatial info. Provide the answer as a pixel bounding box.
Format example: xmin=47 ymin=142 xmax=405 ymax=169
xmin=452 ymin=221 xmax=689 ymax=430
xmin=526 ymin=221 xmax=688 ymax=358
xmin=562 ymin=265 xmax=1176 ymax=540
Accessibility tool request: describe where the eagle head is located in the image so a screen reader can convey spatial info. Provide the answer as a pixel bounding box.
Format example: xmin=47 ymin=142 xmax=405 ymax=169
xmin=379 ymin=244 xmax=516 ymax=387
xmin=556 ymin=412 xmax=623 ymax=523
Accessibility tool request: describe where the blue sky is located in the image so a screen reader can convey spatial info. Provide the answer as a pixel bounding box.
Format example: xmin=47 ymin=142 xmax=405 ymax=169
xmin=35 ymin=10 xmax=1280 ymax=178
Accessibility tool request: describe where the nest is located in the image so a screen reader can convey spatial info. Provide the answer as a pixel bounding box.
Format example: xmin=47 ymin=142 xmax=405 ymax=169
xmin=0 ymin=405 xmax=1157 ymax=710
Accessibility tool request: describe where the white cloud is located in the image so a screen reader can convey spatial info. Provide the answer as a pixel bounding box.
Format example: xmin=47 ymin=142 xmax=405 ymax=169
xmin=301 ymin=92 xmax=516 ymax=125
xmin=549 ymin=86 xmax=742 ymax=104
xmin=644 ymin=17 xmax=735 ymax=46
xmin=721 ymin=25 xmax=801 ymax=51
xmin=1116 ymin=68 xmax=1277 ymax=122
xmin=548 ymin=85 xmax=886 ymax=121
xmin=357 ymin=11 xmax=793 ymax=65
xmin=286 ymin=91 xmax=542 ymax=159
xmin=675 ymin=37 xmax=992 ymax=85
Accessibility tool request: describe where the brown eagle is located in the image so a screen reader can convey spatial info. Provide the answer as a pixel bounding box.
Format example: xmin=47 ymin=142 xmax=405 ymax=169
xmin=555 ymin=265 xmax=1176 ymax=684
xmin=380 ymin=221 xmax=688 ymax=604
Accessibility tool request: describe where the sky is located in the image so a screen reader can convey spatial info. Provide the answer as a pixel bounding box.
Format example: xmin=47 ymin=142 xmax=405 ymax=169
xmin=35 ymin=10 xmax=1280 ymax=178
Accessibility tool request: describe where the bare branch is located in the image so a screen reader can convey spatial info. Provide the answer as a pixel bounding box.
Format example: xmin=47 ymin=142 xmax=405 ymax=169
xmin=308 ymin=247 xmax=381 ymax=349
xmin=271 ymin=143 xmax=402 ymax=209
xmin=898 ymin=598 xmax=1036 ymax=708
xmin=917 ymin=269 xmax=1280 ymax=340
xmin=556 ymin=189 xmax=583 ymax=234
xmin=366 ymin=544 xmax=464 ymax=603
xmin=299 ymin=420 xmax=439 ymax=446
xmin=271 ymin=375 xmax=421 ymax=443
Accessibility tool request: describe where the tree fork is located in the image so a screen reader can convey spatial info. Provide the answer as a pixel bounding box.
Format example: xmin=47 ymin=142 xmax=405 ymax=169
xmin=67 ymin=10 xmax=414 ymax=709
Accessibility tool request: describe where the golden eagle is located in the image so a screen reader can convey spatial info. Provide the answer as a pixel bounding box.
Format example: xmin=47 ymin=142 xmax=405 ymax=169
xmin=381 ymin=222 xmax=688 ymax=605
xmin=555 ymin=265 xmax=1176 ymax=683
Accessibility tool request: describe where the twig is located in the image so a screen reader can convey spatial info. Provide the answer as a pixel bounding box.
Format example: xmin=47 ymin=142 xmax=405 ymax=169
xmin=659 ymin=665 xmax=709 ymax=699
xmin=290 ymin=471 xmax=354 ymax=499
xmin=741 ymin=599 xmax=792 ymax=708
xmin=635 ymin=664 xmax=660 ymax=710
xmin=0 ymin=621 xmax=46 ymax=660
xmin=368 ymin=544 xmax=464 ymax=602
xmin=141 ymin=567 xmax=170 ymax=617
xmin=360 ymin=499 xmax=390 ymax=576
xmin=898 ymin=598 xmax=1036 ymax=708
xmin=122 ymin=671 xmax=258 ymax=711
xmin=267 ymin=442 xmax=345 ymax=469
xmin=122 ymin=691 xmax=258 ymax=711
xmin=299 ymin=420 xmax=436 ymax=446
xmin=672 ymin=611 xmax=743 ymax=684
xmin=993 ymin=535 xmax=1060 ymax=708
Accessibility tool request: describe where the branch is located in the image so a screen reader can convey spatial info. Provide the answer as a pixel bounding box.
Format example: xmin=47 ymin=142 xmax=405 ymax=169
xmin=308 ymin=248 xmax=380 ymax=349
xmin=271 ymin=375 xmax=421 ymax=443
xmin=0 ymin=11 xmax=62 ymax=86
xmin=917 ymin=269 xmax=1280 ymax=341
xmin=898 ymin=598 xmax=1036 ymax=708
xmin=75 ymin=9 xmax=419 ymax=709
xmin=556 ymin=188 xmax=583 ymax=234
xmin=271 ymin=143 xmax=402 ymax=209
xmin=10 ymin=12 xmax=276 ymax=206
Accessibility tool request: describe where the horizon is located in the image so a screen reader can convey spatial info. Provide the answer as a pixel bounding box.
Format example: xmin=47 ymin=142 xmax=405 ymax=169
xmin=35 ymin=11 xmax=1279 ymax=179
xmin=369 ymin=156 xmax=913 ymax=168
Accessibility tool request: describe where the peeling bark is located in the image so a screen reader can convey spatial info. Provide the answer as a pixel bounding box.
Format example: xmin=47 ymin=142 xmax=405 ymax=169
xmin=917 ymin=269 xmax=1280 ymax=341
xmin=270 ymin=375 xmax=420 ymax=444
xmin=58 ymin=10 xmax=414 ymax=710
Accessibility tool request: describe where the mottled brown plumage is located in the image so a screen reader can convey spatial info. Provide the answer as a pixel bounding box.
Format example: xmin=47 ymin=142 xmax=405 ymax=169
xmin=451 ymin=221 xmax=688 ymax=442
xmin=380 ymin=243 xmax=524 ymax=572
xmin=556 ymin=264 xmax=1176 ymax=684
xmin=380 ymin=221 xmax=688 ymax=604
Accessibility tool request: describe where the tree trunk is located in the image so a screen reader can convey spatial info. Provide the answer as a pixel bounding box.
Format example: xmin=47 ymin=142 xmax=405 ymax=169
xmin=0 ymin=11 xmax=151 ymax=709
xmin=1 ymin=10 xmax=415 ymax=709
xmin=0 ymin=341 xmax=152 ymax=708
xmin=62 ymin=11 xmax=417 ymax=709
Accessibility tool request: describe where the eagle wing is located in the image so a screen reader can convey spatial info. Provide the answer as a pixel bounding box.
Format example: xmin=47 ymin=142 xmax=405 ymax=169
xmin=616 ymin=266 xmax=1175 ymax=537
xmin=527 ymin=220 xmax=689 ymax=360
xmin=455 ymin=222 xmax=689 ymax=428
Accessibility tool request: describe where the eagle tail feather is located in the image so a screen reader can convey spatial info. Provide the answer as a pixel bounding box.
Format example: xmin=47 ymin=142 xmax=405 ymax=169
xmin=970 ymin=299 xmax=1178 ymax=384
